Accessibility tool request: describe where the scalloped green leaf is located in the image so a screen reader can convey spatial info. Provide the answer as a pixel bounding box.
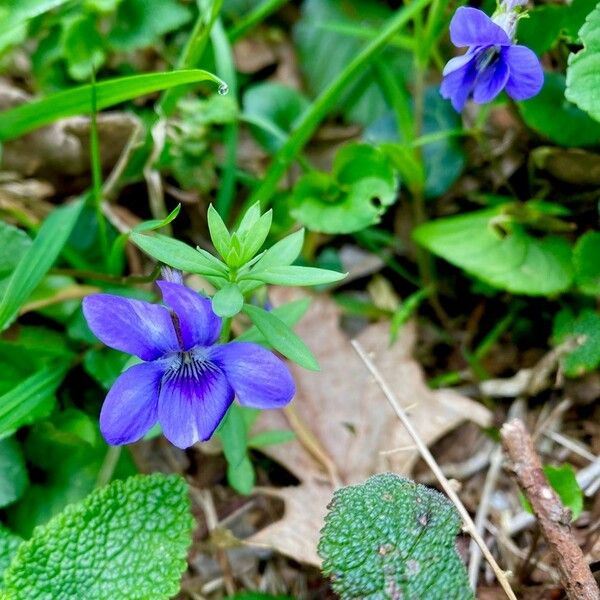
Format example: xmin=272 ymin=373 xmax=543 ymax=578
xmin=319 ymin=473 xmax=473 ymax=600
xmin=566 ymin=1 xmax=600 ymax=123
xmin=0 ymin=525 xmax=22 ymax=589
xmin=413 ymin=205 xmax=574 ymax=296
xmin=3 ymin=474 xmax=193 ymax=600
xmin=290 ymin=143 xmax=398 ymax=234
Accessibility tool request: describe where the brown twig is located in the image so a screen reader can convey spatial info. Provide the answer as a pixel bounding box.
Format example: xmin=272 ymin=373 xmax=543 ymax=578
xmin=351 ymin=340 xmax=517 ymax=600
xmin=501 ymin=419 xmax=600 ymax=600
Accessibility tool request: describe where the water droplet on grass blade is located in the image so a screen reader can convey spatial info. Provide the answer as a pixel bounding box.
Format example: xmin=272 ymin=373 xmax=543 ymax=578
xmin=218 ymin=83 xmax=229 ymax=95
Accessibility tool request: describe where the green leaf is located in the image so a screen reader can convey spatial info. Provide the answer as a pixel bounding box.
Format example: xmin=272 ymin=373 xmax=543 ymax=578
xmin=0 ymin=525 xmax=22 ymax=588
xmin=212 ymin=284 xmax=244 ymax=318
xmin=566 ymin=2 xmax=600 ymax=123
xmin=83 ymin=348 xmax=129 ymax=390
xmin=290 ymin=143 xmax=398 ymax=234
xmin=248 ymin=429 xmax=295 ymax=449
xmin=0 ymin=70 xmax=223 ymax=141
xmin=109 ymin=0 xmax=192 ymax=51
xmin=133 ymin=204 xmax=181 ymax=233
xmin=243 ymin=82 xmax=310 ymax=152
xmin=242 ymin=304 xmax=319 ymax=371
xmin=61 ymin=15 xmax=106 ymax=81
xmin=225 ymin=594 xmax=292 ymax=600
xmin=0 ymin=364 xmax=68 ymax=437
xmin=236 ymin=298 xmax=311 ymax=345
xmin=413 ymin=204 xmax=574 ymax=296
xmin=517 ymin=4 xmax=566 ymax=54
xmin=519 ymin=73 xmax=600 ymax=147
xmin=0 ymin=0 xmax=70 ymax=36
xmin=3 ymin=474 xmax=193 ymax=600
xmin=574 ymin=231 xmax=600 ymax=295
xmin=544 ymin=464 xmax=584 ymax=520
xmin=131 ymin=232 xmax=228 ymax=279
xmin=247 ymin=265 xmax=347 ymax=287
xmin=0 ymin=222 xmax=31 ymax=297
xmin=553 ymin=308 xmax=600 ymax=377
xmin=0 ymin=437 xmax=28 ymax=508
xmin=318 ymin=473 xmax=473 ymax=599
xmin=207 ymin=204 xmax=232 ymax=259
xmin=252 ymin=229 xmax=305 ymax=271
xmin=226 ymin=455 xmax=255 ymax=496
xmin=239 ymin=210 xmax=272 ymax=263
xmin=0 ymin=200 xmax=83 ymax=331
xmin=218 ymin=404 xmax=248 ymax=470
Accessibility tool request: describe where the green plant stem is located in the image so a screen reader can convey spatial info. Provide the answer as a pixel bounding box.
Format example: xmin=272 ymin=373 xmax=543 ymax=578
xmin=159 ymin=0 xmax=225 ymax=116
xmin=89 ymin=71 xmax=109 ymax=266
xmin=219 ymin=317 xmax=232 ymax=343
xmin=246 ymin=0 xmax=433 ymax=210
xmin=96 ymin=445 xmax=122 ymax=488
xmin=315 ymin=21 xmax=415 ymax=51
xmin=211 ymin=17 xmax=239 ymax=221
xmin=228 ymin=0 xmax=288 ymax=43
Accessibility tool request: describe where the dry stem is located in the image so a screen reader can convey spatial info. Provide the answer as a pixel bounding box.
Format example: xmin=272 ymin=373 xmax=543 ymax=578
xmin=351 ymin=340 xmax=517 ymax=600
xmin=501 ymin=418 xmax=600 ymax=600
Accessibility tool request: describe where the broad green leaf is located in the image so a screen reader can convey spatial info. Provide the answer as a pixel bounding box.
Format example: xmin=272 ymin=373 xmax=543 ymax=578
xmin=207 ymin=204 xmax=232 ymax=259
xmin=519 ymin=73 xmax=600 ymax=147
xmin=290 ymin=143 xmax=398 ymax=234
xmin=218 ymin=405 xmax=247 ymax=469
xmin=61 ymin=14 xmax=105 ymax=81
xmin=252 ymin=229 xmax=305 ymax=271
xmin=553 ymin=308 xmax=600 ymax=376
xmin=3 ymin=474 xmax=193 ymax=600
xmin=212 ymin=283 xmax=244 ymax=318
xmin=248 ymin=429 xmax=295 ymax=449
xmin=294 ymin=0 xmax=412 ymax=125
xmin=319 ymin=473 xmax=473 ymax=599
xmin=242 ymin=304 xmax=319 ymax=371
xmin=243 ymin=82 xmax=310 ymax=152
xmin=131 ymin=232 xmax=228 ymax=278
xmin=0 ymin=364 xmax=68 ymax=437
xmin=0 ymin=437 xmax=28 ymax=508
xmin=574 ymin=231 xmax=600 ymax=295
xmin=0 ymin=70 xmax=223 ymax=141
xmin=133 ymin=204 xmax=181 ymax=233
xmin=109 ymin=0 xmax=192 ymax=51
xmin=0 ymin=0 xmax=70 ymax=36
xmin=236 ymin=298 xmax=311 ymax=345
xmin=413 ymin=205 xmax=574 ymax=296
xmin=0 ymin=200 xmax=83 ymax=331
xmin=247 ymin=265 xmax=346 ymax=287
xmin=544 ymin=465 xmax=583 ymax=520
xmin=566 ymin=2 xmax=600 ymax=123
xmin=0 ymin=525 xmax=22 ymax=588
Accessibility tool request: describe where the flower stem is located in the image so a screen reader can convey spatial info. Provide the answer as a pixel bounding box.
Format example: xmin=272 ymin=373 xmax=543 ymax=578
xmin=96 ymin=445 xmax=122 ymax=488
xmin=219 ymin=317 xmax=232 ymax=343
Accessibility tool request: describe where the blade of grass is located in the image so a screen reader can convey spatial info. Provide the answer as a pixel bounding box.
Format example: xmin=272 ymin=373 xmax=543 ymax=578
xmin=0 ymin=200 xmax=83 ymax=331
xmin=0 ymin=70 xmax=224 ymax=141
xmin=227 ymin=0 xmax=288 ymax=43
xmin=245 ymin=0 xmax=432 ymax=209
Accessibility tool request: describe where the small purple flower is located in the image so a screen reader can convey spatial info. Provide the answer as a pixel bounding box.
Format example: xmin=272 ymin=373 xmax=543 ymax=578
xmin=83 ymin=281 xmax=295 ymax=449
xmin=440 ymin=6 xmax=543 ymax=111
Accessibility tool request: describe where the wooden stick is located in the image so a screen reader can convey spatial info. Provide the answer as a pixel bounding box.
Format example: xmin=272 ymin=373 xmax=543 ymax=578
xmin=501 ymin=419 xmax=600 ymax=600
xmin=351 ymin=340 xmax=517 ymax=600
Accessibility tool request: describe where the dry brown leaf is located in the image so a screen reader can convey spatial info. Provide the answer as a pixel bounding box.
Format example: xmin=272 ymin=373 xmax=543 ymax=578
xmin=248 ymin=288 xmax=491 ymax=566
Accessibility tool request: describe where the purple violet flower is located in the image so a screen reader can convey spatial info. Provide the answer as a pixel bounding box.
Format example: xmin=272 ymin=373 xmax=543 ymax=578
xmin=440 ymin=6 xmax=544 ymax=111
xmin=82 ymin=281 xmax=295 ymax=449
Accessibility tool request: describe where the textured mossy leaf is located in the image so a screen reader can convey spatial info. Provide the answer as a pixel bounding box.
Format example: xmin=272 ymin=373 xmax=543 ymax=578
xmin=553 ymin=308 xmax=600 ymax=377
xmin=3 ymin=474 xmax=193 ymax=600
xmin=566 ymin=2 xmax=600 ymax=123
xmin=319 ymin=473 xmax=473 ymax=600
xmin=413 ymin=205 xmax=574 ymax=296
xmin=0 ymin=525 xmax=22 ymax=588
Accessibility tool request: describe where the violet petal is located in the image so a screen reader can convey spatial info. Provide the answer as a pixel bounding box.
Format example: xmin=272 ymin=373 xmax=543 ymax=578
xmin=210 ymin=342 xmax=295 ymax=409
xmin=157 ymin=281 xmax=222 ymax=350
xmin=83 ymin=294 xmax=179 ymax=361
xmin=158 ymin=359 xmax=234 ymax=448
xmin=472 ymin=55 xmax=510 ymax=104
xmin=450 ymin=7 xmax=510 ymax=47
xmin=99 ymin=361 xmax=166 ymax=445
xmin=504 ymin=45 xmax=544 ymax=100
